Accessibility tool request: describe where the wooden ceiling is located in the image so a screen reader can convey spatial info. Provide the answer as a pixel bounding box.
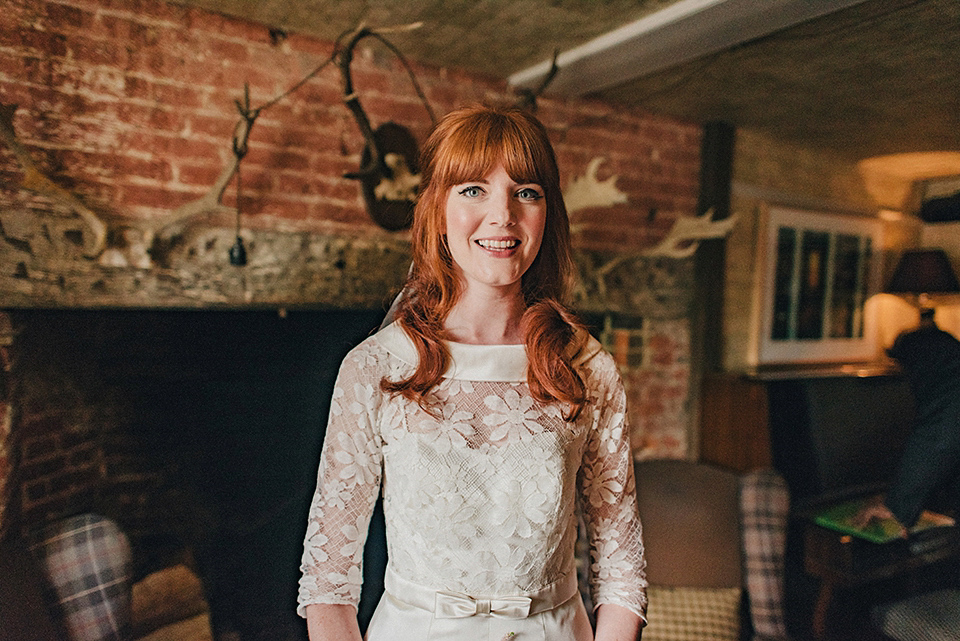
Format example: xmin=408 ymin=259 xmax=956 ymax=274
xmin=169 ymin=0 xmax=960 ymax=169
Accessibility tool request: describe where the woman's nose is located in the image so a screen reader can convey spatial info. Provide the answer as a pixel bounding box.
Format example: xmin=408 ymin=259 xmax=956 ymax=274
xmin=488 ymin=193 xmax=516 ymax=226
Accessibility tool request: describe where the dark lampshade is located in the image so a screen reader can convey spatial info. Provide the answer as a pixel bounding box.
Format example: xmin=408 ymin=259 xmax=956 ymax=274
xmin=886 ymin=249 xmax=960 ymax=294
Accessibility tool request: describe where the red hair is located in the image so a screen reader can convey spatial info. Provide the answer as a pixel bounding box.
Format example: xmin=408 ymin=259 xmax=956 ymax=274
xmin=382 ymin=105 xmax=587 ymax=420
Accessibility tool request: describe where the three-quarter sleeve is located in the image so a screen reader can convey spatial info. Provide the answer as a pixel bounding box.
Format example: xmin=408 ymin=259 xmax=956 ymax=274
xmin=297 ymin=343 xmax=385 ymax=616
xmin=578 ymin=353 xmax=648 ymax=621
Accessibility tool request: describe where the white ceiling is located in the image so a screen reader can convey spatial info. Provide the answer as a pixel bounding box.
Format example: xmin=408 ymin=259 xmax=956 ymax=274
xmin=169 ymin=0 xmax=960 ymax=169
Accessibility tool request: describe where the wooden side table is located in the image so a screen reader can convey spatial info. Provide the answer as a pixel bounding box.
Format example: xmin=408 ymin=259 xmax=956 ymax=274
xmin=804 ymin=522 xmax=960 ymax=639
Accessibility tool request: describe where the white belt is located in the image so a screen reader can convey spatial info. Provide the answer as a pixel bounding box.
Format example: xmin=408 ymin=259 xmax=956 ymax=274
xmin=384 ymin=567 xmax=580 ymax=619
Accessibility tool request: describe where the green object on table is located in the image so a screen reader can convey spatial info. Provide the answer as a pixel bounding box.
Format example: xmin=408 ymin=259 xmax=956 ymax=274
xmin=813 ymin=496 xmax=955 ymax=544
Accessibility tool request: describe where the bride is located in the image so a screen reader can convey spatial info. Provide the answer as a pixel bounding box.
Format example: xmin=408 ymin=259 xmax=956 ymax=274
xmin=298 ymin=105 xmax=647 ymax=641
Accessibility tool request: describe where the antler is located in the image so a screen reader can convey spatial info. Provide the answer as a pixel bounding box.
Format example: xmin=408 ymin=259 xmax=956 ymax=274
xmin=338 ymin=22 xmax=429 ymax=182
xmin=643 ymin=209 xmax=738 ymax=259
xmin=339 ymin=26 xmax=384 ymax=181
xmin=0 ymin=103 xmax=108 ymax=257
xmin=143 ymin=87 xmax=258 ymax=245
xmin=563 ymin=157 xmax=628 ymax=214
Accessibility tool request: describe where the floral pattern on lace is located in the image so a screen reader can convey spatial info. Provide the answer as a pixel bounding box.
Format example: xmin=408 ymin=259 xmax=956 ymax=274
xmin=298 ymin=327 xmax=647 ymax=619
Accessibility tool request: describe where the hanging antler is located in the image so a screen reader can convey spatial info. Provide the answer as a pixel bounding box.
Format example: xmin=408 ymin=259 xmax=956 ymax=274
xmin=0 ymin=103 xmax=108 ymax=258
xmin=564 ymin=157 xmax=629 ymax=216
xmin=339 ymin=27 xmax=386 ymax=181
xmin=143 ymin=86 xmax=259 ymax=246
xmin=643 ymin=209 xmax=738 ymax=259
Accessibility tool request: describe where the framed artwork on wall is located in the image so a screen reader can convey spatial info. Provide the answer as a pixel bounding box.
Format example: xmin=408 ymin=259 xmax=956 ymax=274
xmin=749 ymin=205 xmax=883 ymax=365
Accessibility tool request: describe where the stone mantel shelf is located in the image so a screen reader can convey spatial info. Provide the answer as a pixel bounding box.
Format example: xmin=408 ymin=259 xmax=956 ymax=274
xmin=1 ymin=222 xmax=697 ymax=317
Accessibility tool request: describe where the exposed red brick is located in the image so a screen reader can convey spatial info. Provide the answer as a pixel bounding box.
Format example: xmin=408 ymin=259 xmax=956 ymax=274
xmin=45 ymin=2 xmax=86 ymax=29
xmin=116 ymin=183 xmax=197 ymax=210
xmin=207 ymin=38 xmax=251 ymax=66
xmin=94 ymin=13 xmax=133 ymax=40
xmin=176 ymin=162 xmax=224 ymax=187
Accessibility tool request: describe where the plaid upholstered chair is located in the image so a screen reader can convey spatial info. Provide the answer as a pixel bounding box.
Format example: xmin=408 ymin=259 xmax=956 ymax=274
xmin=634 ymin=460 xmax=791 ymax=641
xmin=31 ymin=513 xmax=133 ymax=641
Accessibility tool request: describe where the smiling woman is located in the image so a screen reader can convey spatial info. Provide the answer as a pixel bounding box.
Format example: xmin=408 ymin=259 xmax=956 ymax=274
xmin=298 ymin=105 xmax=648 ymax=641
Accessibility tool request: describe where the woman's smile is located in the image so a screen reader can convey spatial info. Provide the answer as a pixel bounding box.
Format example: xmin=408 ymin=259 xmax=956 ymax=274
xmin=475 ymin=237 xmax=521 ymax=252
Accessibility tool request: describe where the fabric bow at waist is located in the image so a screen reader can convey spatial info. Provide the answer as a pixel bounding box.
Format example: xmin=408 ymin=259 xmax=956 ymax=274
xmin=435 ymin=591 xmax=532 ymax=619
xmin=383 ymin=566 xmax=579 ymax=620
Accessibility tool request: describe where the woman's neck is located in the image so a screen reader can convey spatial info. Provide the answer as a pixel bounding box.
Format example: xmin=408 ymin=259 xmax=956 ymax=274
xmin=444 ymin=285 xmax=526 ymax=345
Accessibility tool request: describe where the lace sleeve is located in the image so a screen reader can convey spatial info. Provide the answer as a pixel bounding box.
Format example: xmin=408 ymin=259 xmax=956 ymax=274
xmin=297 ymin=341 xmax=384 ymax=616
xmin=578 ymin=353 xmax=648 ymax=620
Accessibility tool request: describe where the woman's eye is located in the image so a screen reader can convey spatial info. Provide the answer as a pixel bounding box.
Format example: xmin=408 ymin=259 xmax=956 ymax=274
xmin=458 ymin=186 xmax=483 ymax=198
xmin=517 ymin=187 xmax=543 ymax=200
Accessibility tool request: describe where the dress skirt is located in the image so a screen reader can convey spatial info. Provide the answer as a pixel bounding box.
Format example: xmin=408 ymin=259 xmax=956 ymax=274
xmin=364 ymin=568 xmax=594 ymax=641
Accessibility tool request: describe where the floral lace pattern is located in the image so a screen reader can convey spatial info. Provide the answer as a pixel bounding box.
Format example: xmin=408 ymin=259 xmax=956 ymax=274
xmin=298 ymin=324 xmax=647 ymax=619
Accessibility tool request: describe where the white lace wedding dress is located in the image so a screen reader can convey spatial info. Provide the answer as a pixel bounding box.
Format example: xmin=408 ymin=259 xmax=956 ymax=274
xmin=298 ymin=323 xmax=647 ymax=640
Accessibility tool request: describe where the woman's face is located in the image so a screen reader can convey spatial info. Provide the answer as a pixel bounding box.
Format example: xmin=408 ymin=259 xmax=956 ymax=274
xmin=444 ymin=164 xmax=546 ymax=297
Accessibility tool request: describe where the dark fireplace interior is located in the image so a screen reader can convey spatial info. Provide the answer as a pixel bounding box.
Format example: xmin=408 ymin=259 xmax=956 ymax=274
xmin=6 ymin=307 xmax=390 ymax=639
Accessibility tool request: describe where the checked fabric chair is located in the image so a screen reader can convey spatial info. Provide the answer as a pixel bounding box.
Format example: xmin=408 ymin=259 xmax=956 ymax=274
xmin=634 ymin=459 xmax=791 ymax=641
xmin=30 ymin=513 xmax=134 ymax=641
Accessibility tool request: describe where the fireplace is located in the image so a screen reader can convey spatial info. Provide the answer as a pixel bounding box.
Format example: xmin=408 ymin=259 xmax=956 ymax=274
xmin=0 ymin=240 xmax=696 ymax=640
xmin=4 ymin=307 xmax=387 ymax=640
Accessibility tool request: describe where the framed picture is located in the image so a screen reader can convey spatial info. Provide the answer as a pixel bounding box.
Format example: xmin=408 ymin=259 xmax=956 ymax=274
xmin=750 ymin=206 xmax=883 ymax=364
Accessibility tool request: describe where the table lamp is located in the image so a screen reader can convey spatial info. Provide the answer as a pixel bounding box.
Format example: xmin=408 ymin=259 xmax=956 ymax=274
xmin=886 ymin=248 xmax=960 ymax=321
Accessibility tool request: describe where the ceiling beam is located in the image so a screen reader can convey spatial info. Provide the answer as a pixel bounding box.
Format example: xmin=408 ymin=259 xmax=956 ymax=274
xmin=508 ymin=0 xmax=869 ymax=96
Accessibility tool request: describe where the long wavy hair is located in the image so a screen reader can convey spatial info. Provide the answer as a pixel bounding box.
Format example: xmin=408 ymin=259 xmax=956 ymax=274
xmin=382 ymin=105 xmax=588 ymax=420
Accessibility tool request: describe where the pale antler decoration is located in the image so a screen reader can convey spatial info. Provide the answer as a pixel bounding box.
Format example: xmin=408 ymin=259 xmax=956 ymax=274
xmin=568 ymin=208 xmax=737 ymax=302
xmin=0 ymin=103 xmax=108 ymax=258
xmin=563 ymin=157 xmax=629 ymax=217
xmin=643 ymin=209 xmax=738 ymax=259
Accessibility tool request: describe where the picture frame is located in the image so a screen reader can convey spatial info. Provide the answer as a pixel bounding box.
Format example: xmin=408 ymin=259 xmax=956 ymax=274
xmin=749 ymin=205 xmax=883 ymax=365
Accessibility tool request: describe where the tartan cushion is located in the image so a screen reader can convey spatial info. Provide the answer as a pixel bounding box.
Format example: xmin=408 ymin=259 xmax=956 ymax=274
xmin=643 ymin=585 xmax=742 ymax=641
xmin=740 ymin=469 xmax=790 ymax=641
xmin=32 ymin=513 xmax=132 ymax=641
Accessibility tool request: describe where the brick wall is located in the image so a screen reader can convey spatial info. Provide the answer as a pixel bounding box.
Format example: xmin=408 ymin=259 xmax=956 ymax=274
xmin=0 ymin=0 xmax=702 ymax=541
xmin=0 ymin=0 xmax=429 ymax=306
xmin=0 ymin=0 xmax=699 ymax=270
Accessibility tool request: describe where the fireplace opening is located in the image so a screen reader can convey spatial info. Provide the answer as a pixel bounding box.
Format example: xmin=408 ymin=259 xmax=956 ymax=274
xmin=6 ymin=307 xmax=388 ymax=640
